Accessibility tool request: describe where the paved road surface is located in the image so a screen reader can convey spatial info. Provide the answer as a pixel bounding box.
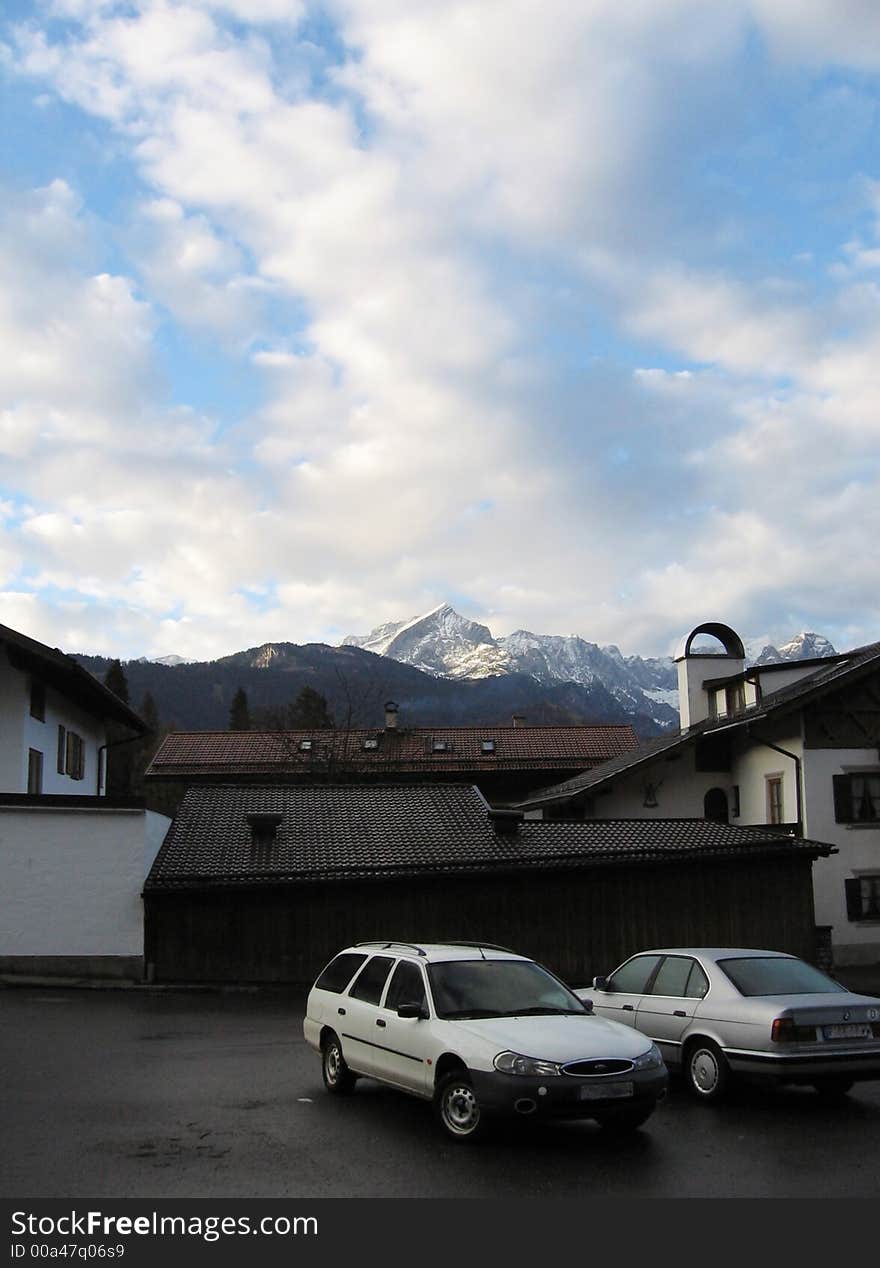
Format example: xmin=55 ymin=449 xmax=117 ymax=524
xmin=3 ymin=986 xmax=879 ymax=1199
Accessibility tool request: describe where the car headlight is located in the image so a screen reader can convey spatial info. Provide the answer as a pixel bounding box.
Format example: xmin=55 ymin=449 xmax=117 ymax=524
xmin=494 ymin=1051 xmax=562 ymax=1077
xmin=632 ymin=1043 xmax=664 ymax=1071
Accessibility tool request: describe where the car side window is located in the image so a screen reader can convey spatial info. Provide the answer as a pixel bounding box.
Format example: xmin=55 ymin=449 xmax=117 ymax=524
xmin=606 ymin=955 xmax=662 ymax=994
xmin=649 ymin=955 xmax=694 ymax=998
xmin=384 ymin=961 xmax=427 ymax=1012
xmin=684 ymin=961 xmax=710 ymax=999
xmin=314 ymin=952 xmax=368 ymax=993
xmin=349 ymin=955 xmax=395 ymax=1005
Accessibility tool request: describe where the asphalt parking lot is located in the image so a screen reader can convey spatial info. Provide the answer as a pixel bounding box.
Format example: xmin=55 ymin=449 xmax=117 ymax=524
xmin=3 ymin=984 xmax=880 ymax=1199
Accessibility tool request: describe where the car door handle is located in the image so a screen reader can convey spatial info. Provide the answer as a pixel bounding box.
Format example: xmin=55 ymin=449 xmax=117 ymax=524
xmin=376 ymin=1019 xmax=386 ymax=1028
xmin=622 ymin=1004 xmax=634 ymax=1011
xmin=673 ymin=1010 xmax=687 ymax=1017
xmin=337 ymin=1007 xmax=346 ymax=1016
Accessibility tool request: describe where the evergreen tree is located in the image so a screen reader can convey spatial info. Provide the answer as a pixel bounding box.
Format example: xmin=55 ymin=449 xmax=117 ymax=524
xmin=288 ymin=686 xmax=334 ymax=728
xmin=229 ymin=686 xmax=251 ymax=731
xmin=140 ymin=690 xmax=159 ymax=732
xmin=103 ymin=658 xmax=130 ymax=704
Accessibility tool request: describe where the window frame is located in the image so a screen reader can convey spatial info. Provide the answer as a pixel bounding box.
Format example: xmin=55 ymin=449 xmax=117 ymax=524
xmin=845 ymin=875 xmax=880 ymax=922
xmin=29 ymin=679 xmax=46 ymax=722
xmin=833 ymin=771 xmax=880 ymax=825
xmin=766 ymin=773 xmax=784 ymax=824
xmin=27 ymin=748 xmax=43 ymax=795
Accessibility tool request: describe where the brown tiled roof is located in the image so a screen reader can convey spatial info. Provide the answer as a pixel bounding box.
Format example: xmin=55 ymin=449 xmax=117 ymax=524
xmin=143 ymin=783 xmax=833 ymax=890
xmin=145 ymin=724 xmax=639 ymax=780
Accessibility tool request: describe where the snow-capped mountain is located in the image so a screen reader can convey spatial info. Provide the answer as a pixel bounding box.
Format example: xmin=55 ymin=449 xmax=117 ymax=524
xmin=343 ymin=604 xmax=839 ymax=728
xmin=344 ymin=604 xmax=681 ymax=727
xmin=135 ymin=653 xmax=193 ymax=667
xmin=753 ymin=632 xmax=837 ymax=665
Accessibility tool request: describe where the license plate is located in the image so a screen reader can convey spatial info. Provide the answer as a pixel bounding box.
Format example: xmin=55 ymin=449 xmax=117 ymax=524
xmin=823 ymin=1023 xmax=872 ymax=1040
xmin=578 ymin=1081 xmax=633 ymax=1100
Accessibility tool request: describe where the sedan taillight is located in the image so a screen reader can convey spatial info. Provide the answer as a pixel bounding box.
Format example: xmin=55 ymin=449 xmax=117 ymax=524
xmin=771 ymin=1017 xmax=817 ymax=1043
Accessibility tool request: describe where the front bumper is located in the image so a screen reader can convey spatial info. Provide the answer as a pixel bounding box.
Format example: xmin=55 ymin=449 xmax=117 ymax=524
xmin=469 ymin=1066 xmax=668 ymax=1120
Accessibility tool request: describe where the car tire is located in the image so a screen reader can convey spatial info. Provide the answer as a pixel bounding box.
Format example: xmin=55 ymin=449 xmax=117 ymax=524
xmin=435 ymin=1071 xmax=488 ymax=1142
xmin=685 ymin=1039 xmax=729 ymax=1102
xmin=321 ymin=1031 xmax=356 ymax=1095
xmin=595 ymin=1103 xmax=656 ymax=1134
xmin=812 ymin=1077 xmax=854 ymax=1099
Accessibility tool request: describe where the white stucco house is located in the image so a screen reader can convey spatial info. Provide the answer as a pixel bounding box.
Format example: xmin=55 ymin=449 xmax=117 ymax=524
xmin=519 ymin=623 xmax=880 ymax=967
xmin=0 ymin=620 xmax=171 ymax=980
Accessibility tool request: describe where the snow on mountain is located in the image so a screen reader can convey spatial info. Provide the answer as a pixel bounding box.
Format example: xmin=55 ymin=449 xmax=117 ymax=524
xmin=135 ymin=653 xmax=193 ymax=666
xmin=343 ymin=605 xmax=839 ymax=730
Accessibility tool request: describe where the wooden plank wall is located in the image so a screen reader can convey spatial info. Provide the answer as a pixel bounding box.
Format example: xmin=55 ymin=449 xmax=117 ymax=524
xmin=145 ymin=857 xmax=818 ymax=986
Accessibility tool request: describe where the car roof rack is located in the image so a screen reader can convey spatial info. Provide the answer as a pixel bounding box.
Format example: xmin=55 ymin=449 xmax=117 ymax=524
xmin=442 ymin=941 xmax=517 ymax=957
xmin=355 ymin=941 xmax=428 ymax=957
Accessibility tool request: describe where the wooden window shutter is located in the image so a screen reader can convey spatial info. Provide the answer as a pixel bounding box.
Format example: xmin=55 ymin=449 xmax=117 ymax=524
xmin=844 ymin=877 xmax=863 ymax=922
xmin=832 ymin=774 xmax=853 ymax=823
xmin=57 ymin=725 xmax=66 ymax=775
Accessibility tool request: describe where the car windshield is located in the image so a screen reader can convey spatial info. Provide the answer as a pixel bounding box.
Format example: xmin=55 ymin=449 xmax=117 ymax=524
xmin=718 ymin=956 xmax=847 ymax=997
xmin=428 ymin=959 xmax=588 ymax=1020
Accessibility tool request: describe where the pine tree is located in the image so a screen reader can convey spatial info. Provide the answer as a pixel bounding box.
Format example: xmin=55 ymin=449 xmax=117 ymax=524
xmin=287 ymin=686 xmax=334 ymax=728
xmin=103 ymin=658 xmax=130 ymax=704
xmin=140 ymin=690 xmax=159 ymax=732
xmin=229 ymin=687 xmax=251 ymax=731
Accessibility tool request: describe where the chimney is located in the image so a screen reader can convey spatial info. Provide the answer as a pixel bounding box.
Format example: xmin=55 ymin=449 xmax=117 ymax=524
xmin=247 ymin=812 xmax=283 ymax=850
xmin=489 ymin=807 xmax=524 ymax=835
xmin=674 ymin=623 xmax=746 ymax=731
xmin=512 ymin=714 xmax=526 ymax=728
xmin=384 ymin=700 xmax=399 ymax=729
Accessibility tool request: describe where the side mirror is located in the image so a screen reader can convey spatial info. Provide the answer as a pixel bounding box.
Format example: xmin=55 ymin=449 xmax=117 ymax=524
xmin=581 ymin=997 xmax=594 ymax=1013
xmin=397 ymin=1002 xmax=426 ymax=1020
xmin=592 ymin=975 xmax=608 ymax=991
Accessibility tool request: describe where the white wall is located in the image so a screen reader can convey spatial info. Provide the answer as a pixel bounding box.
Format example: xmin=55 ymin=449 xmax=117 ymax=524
xmin=0 ymin=806 xmax=170 ymax=956
xmin=803 ymin=747 xmax=880 ymax=965
xmin=582 ymin=747 xmax=733 ymax=819
xmin=0 ymin=648 xmax=26 ymax=789
xmin=22 ymin=686 xmax=106 ymax=796
xmin=730 ymin=728 xmax=803 ymax=826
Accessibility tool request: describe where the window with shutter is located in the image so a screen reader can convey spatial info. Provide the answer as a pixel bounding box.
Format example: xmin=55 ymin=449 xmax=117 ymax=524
xmin=833 ymin=772 xmax=880 ymax=823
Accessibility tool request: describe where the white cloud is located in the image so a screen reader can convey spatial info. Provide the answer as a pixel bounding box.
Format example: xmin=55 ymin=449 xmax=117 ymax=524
xmin=2 ymin=2 xmax=880 ymax=661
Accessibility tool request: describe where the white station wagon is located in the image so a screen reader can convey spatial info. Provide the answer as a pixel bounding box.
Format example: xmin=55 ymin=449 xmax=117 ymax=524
xmin=304 ymin=941 xmax=668 ymax=1141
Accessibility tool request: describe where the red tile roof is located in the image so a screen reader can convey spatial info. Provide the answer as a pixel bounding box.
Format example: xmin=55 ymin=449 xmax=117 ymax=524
xmin=146 ymin=725 xmax=639 ymax=780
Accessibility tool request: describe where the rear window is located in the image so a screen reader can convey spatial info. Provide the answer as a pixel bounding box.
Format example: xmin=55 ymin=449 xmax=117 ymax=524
xmin=718 ymin=957 xmax=846 ymax=997
xmin=314 ymin=952 xmax=368 ymax=994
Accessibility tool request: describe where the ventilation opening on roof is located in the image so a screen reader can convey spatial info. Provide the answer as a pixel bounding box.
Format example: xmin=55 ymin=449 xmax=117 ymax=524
xmin=299 ymin=739 xmax=313 ymax=751
xmin=247 ymin=812 xmax=283 ymax=851
xmin=488 ymin=808 xmax=523 ymax=835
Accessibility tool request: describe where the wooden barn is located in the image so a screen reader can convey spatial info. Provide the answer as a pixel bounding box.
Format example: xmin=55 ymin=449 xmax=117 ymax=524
xmin=143 ymin=783 xmax=835 ymax=987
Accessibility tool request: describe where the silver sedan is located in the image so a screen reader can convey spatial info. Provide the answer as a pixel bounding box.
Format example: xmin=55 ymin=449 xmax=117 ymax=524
xmin=576 ymin=948 xmax=880 ymax=1102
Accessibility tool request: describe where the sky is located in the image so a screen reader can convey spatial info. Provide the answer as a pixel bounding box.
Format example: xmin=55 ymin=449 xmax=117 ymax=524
xmin=1 ymin=0 xmax=880 ymax=662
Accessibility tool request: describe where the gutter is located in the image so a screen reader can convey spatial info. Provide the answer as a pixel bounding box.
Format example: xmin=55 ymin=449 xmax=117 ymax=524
xmin=97 ymin=732 xmax=151 ymax=796
xmin=746 ymin=726 xmax=803 ymax=832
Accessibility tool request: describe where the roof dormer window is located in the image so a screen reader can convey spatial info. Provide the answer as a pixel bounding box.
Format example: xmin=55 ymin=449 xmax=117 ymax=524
xmin=299 ymin=739 xmax=313 ymax=751
xmin=362 ymin=737 xmax=379 ymax=751
xmin=432 ymin=739 xmax=450 ymax=753
xmin=481 ymin=739 xmax=496 ymax=753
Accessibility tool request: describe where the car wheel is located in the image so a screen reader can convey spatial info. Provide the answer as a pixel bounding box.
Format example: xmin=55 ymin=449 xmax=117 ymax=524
xmin=435 ymin=1071 xmax=487 ymax=1142
xmin=321 ymin=1031 xmax=356 ymax=1095
xmin=813 ymin=1077 xmax=854 ymax=1099
xmin=685 ymin=1039 xmax=729 ymax=1102
xmin=595 ymin=1103 xmax=656 ymax=1134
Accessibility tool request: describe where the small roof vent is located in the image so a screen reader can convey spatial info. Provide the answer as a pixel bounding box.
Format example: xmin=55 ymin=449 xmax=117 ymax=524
xmin=246 ymin=812 xmax=283 ymax=850
xmin=488 ymin=808 xmax=524 ymax=835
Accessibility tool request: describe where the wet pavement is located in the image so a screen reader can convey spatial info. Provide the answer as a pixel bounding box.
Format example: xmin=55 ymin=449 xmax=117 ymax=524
xmin=3 ymin=985 xmax=880 ymax=1199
